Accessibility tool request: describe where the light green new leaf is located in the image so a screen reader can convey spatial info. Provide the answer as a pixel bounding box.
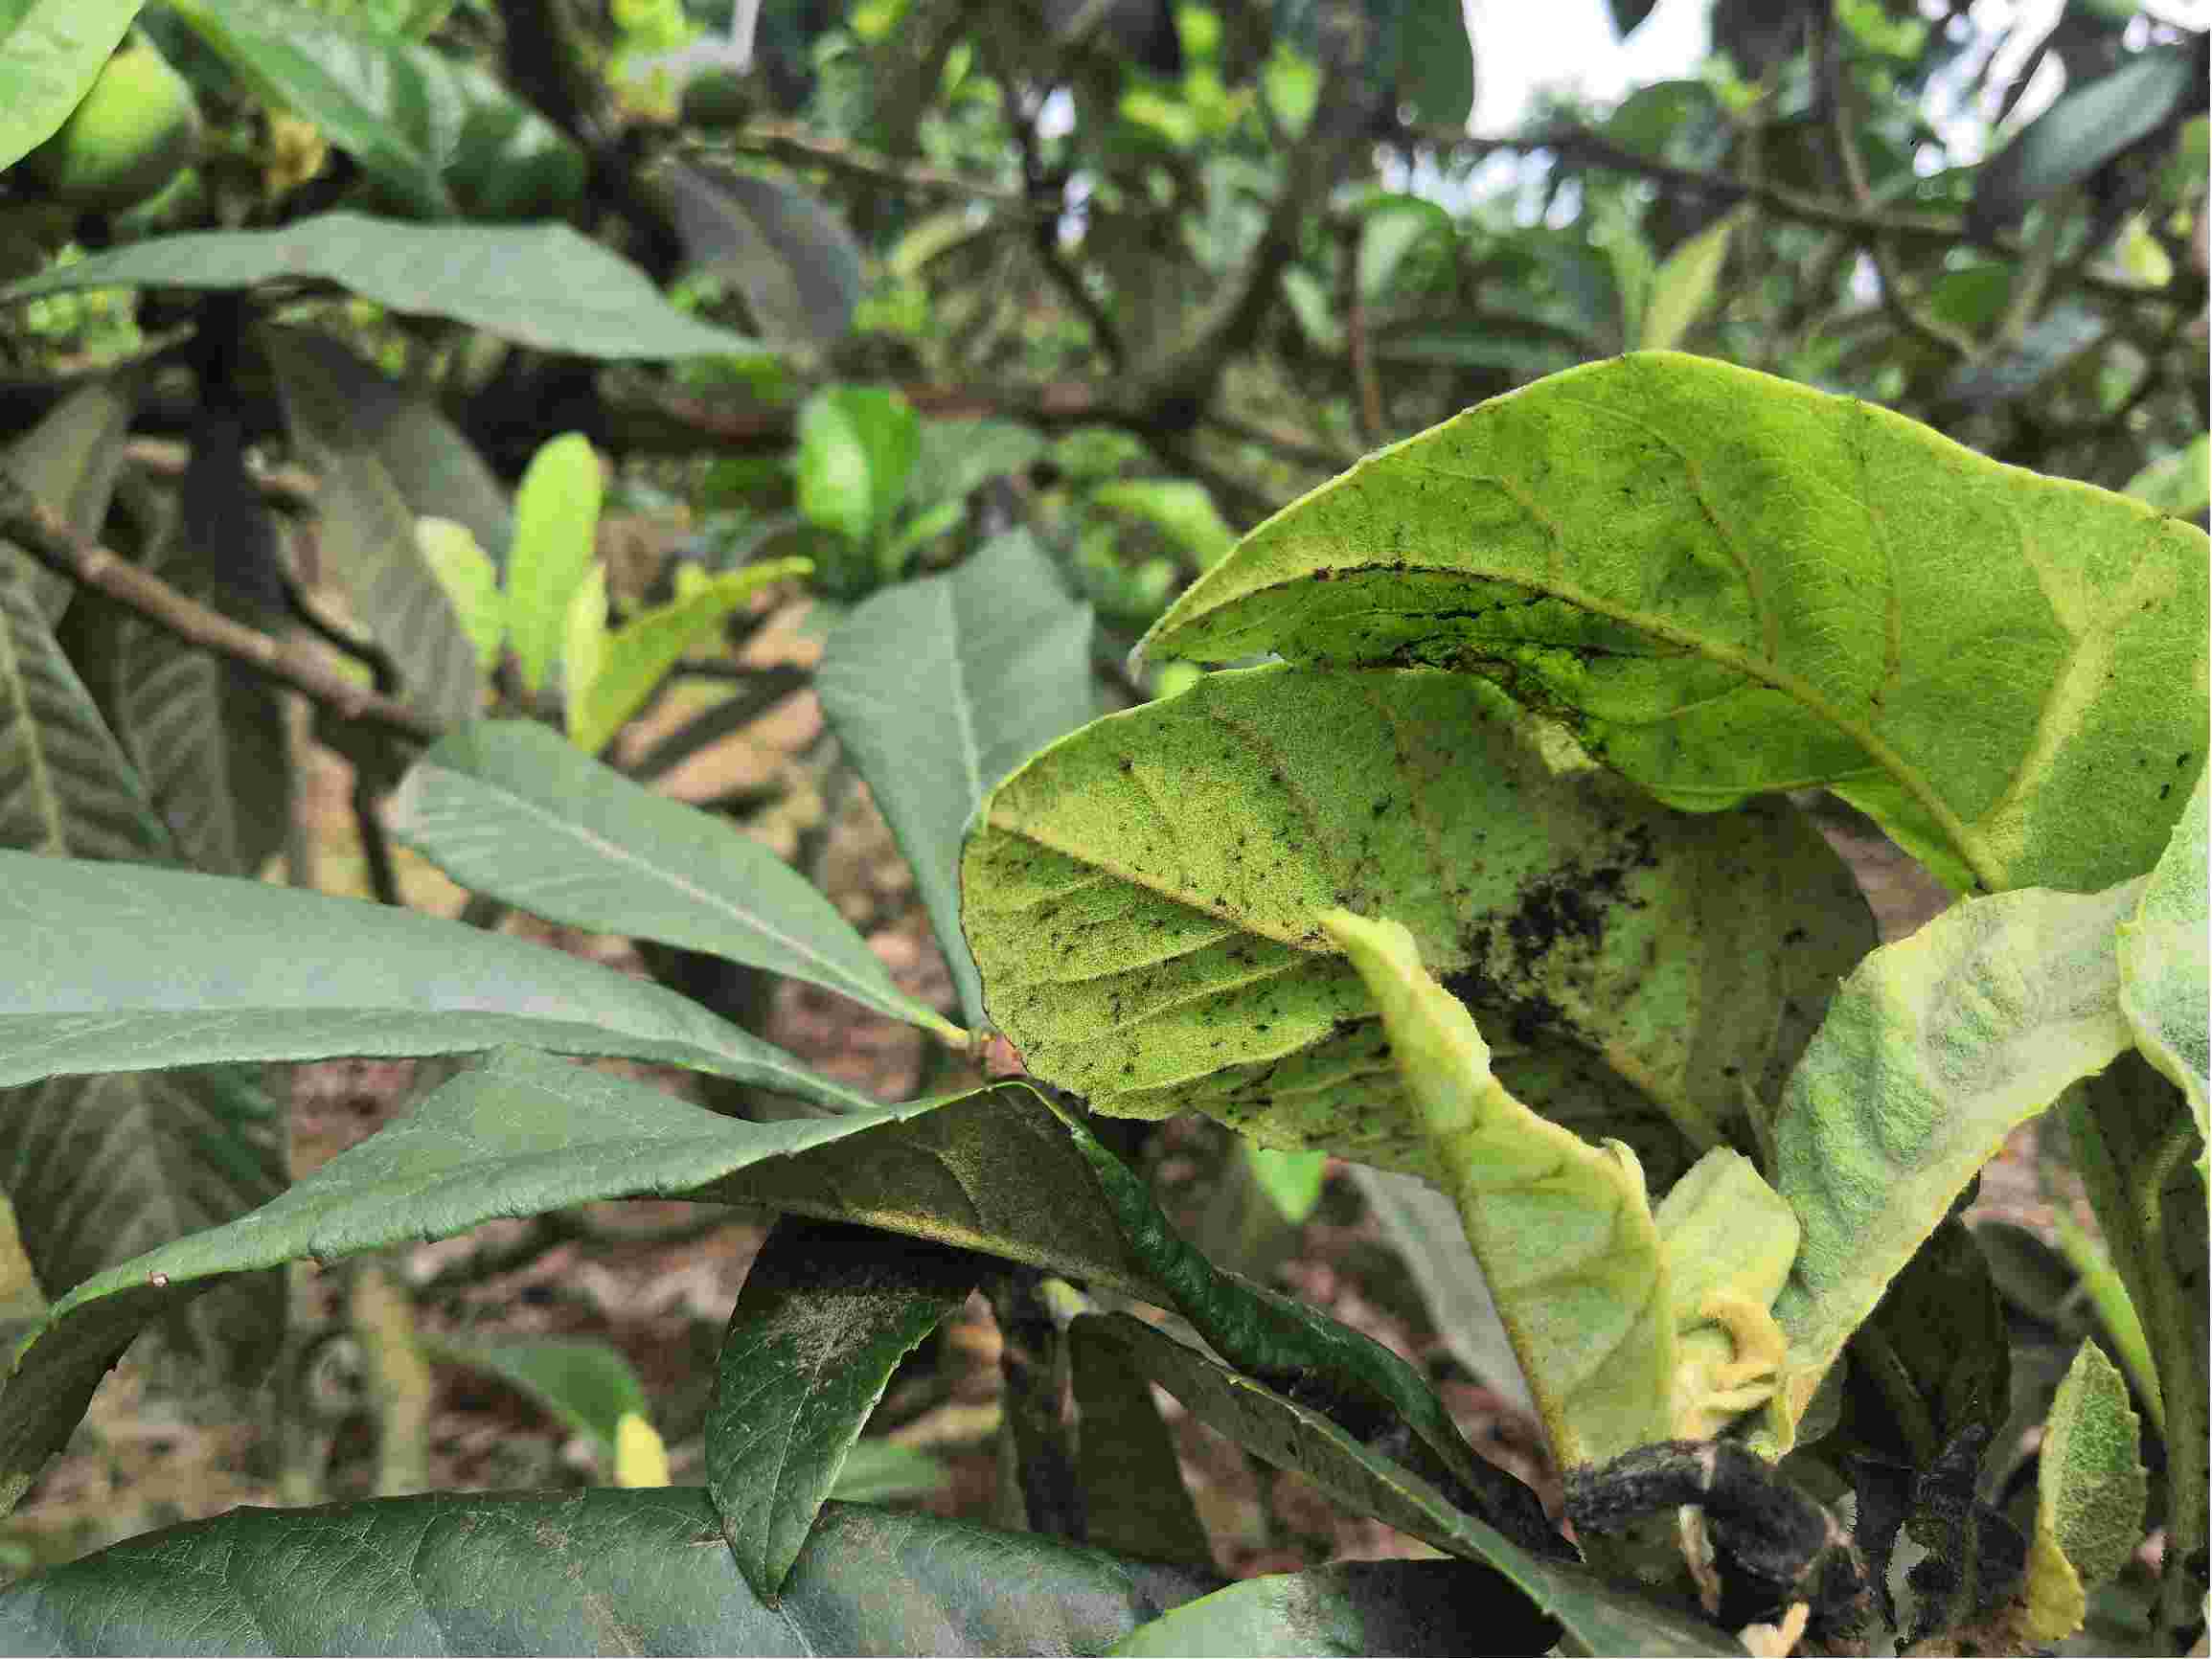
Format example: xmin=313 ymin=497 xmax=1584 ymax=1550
xmin=820 ymin=531 xmax=1099 ymax=1026
xmin=1243 ymin=1145 xmax=1327 ymax=1224
xmin=565 ymin=557 xmax=810 ymax=755
xmin=1356 ymin=195 xmax=1450 ymax=300
xmin=508 ymin=432 xmax=604 ymax=697
xmin=1321 ymin=909 xmax=1672 ymax=1466
xmin=1638 ymin=210 xmax=1738 ymax=352
xmin=562 ymin=562 xmax=608 ymax=716
xmin=705 ymin=1217 xmax=980 ymax=1602
xmin=390 ymin=721 xmax=957 ymax=1038
xmin=1768 ymin=879 xmax=2145 ymax=1437
xmin=1141 ymin=352 xmax=2210 ymax=898
xmin=1110 ymin=1559 xmax=1560 ymax=1657
xmin=2020 ymin=1340 xmax=2148 ymax=1643
xmin=416 ymin=518 xmax=505 ymax=672
xmin=2123 ymin=434 xmax=2211 ymax=520
xmin=427 ymin=1334 xmax=651 ymax=1467
xmin=0 ymin=0 xmax=140 ymax=170
xmin=796 ymin=386 xmax=918 ymax=549
xmin=1 ymin=375 xmax=135 ymax=621
xmin=0 ymin=851 xmax=876 ymax=1107
xmin=1093 ymin=479 xmax=1238 ymax=571
xmin=963 ymin=663 xmax=1871 ymax=1170
xmin=9 ymin=216 xmax=760 ymax=359
xmin=262 ymin=326 xmax=481 ymax=725
xmin=0 ymin=1491 xmax=1219 ymax=1656
xmin=2116 ymin=769 xmax=2207 ymax=1138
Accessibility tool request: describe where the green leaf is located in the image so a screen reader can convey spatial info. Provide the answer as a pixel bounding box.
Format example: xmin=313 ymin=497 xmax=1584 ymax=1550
xmin=1970 ymin=46 xmax=2201 ymax=239
xmin=8 ymin=215 xmax=760 ymax=359
xmin=1092 ymin=479 xmax=1238 ymax=572
xmin=567 ymin=558 xmax=811 ymax=754
xmin=563 ymin=561 xmax=609 ymax=716
xmin=706 ymin=1217 xmax=980 ymax=1602
xmin=0 ymin=852 xmax=876 ymax=1103
xmin=1110 ymin=1558 xmax=1560 ymax=1657
xmin=820 ymin=531 xmax=1099 ymax=1028
xmin=1049 ymin=1099 xmax=1562 ymax=1546
xmin=795 ymin=386 xmax=919 ymax=550
xmin=427 ymin=1334 xmax=650 ymax=1465
xmin=1079 ymin=1313 xmax=1743 ymax=1656
xmin=825 ymin=1440 xmax=948 ymax=1504
xmin=1139 ymin=352 xmax=2210 ymax=898
xmin=1243 ymin=1145 xmax=1327 ymax=1225
xmin=2116 ymin=769 xmax=2208 ymax=1138
xmin=0 ymin=1490 xmax=1220 ymax=1655
xmin=0 ymin=0 xmax=141 ymax=170
xmin=506 ymin=432 xmax=604 ymax=698
xmin=908 ymin=420 xmax=1045 ymax=512
xmin=2021 ymin=1341 xmax=2148 ymax=1643
xmin=169 ymin=0 xmax=582 ymax=220
xmin=1319 ymin=909 xmax=1672 ymax=1466
xmin=0 ymin=1067 xmax=1143 ymax=1516
xmin=1637 ymin=210 xmax=1738 ymax=352
xmin=262 ymin=325 xmax=482 ymax=725
xmin=2122 ymin=434 xmax=2212 ymax=520
xmin=1 ymin=374 xmax=135 ymax=621
xmin=1385 ymin=0 xmax=1474 ymax=126
xmin=1067 ymin=1315 xmax=1215 ymax=1569
xmin=962 ymin=663 xmax=1871 ymax=1168
xmin=391 ymin=721 xmax=958 ymax=1038
xmin=1768 ymin=879 xmax=2146 ymax=1439
xmin=1346 ymin=1166 xmax=1529 ymax=1412
xmin=877 ymin=498 xmax=964 ymax=581
xmin=1354 ymin=195 xmax=1451 ymax=302
xmin=657 ymin=156 xmax=863 ymax=352
xmin=416 ymin=517 xmax=506 ymax=672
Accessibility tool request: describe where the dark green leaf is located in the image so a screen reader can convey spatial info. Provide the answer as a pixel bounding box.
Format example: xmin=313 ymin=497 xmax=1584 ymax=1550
xmin=1347 ymin=1166 xmax=1529 ymax=1413
xmin=1068 ymin=1315 xmax=1216 ymax=1568
xmin=391 ymin=721 xmax=958 ymax=1038
xmin=1 ymin=375 xmax=136 ymax=621
xmin=1110 ymin=1557 xmax=1558 ymax=1656
xmin=1606 ymin=0 xmax=1659 ymax=38
xmin=658 ymin=156 xmax=863 ymax=352
xmin=1834 ymin=1219 xmax=2011 ymax=1471
xmin=818 ymin=531 xmax=1098 ymax=1027
xmin=1941 ymin=301 xmax=2107 ymax=411
xmin=0 ymin=0 xmax=141 ymax=170
xmin=170 ymin=0 xmax=582 ymax=220
xmin=1970 ymin=46 xmax=2201 ymax=239
xmin=706 ymin=1217 xmax=980 ymax=1601
xmin=427 ymin=1334 xmax=652 ymax=1464
xmin=0 ymin=853 xmax=875 ymax=1102
xmin=0 ymin=1489 xmax=1220 ymax=1655
xmin=1078 ymin=1313 xmax=1743 ymax=1656
xmin=8 ymin=216 xmax=758 ymax=359
xmin=1383 ymin=0 xmax=1474 ymax=127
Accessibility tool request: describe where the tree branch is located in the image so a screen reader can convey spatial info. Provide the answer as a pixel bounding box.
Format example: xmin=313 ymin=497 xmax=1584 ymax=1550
xmin=708 ymin=121 xmax=1026 ymax=205
xmin=0 ymin=470 xmax=445 ymax=743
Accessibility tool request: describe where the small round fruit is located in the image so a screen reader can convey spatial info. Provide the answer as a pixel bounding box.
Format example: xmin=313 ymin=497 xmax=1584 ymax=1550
xmin=21 ymin=34 xmax=203 ymax=214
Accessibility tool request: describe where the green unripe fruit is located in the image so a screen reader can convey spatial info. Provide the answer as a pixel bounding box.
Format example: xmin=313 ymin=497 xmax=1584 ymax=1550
xmin=22 ymin=34 xmax=203 ymax=214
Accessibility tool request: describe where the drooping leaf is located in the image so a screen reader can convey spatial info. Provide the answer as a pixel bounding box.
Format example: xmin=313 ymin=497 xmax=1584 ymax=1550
xmin=795 ymin=386 xmax=919 ymax=550
xmin=0 ymin=1065 xmax=1148 ymax=1517
xmin=1319 ymin=908 xmax=1672 ymax=1467
xmin=2116 ymin=769 xmax=2207 ymax=1138
xmin=566 ymin=558 xmax=811 ymax=756
xmin=0 ymin=1490 xmax=1220 ymax=1656
xmin=657 ymin=155 xmax=864 ymax=352
xmin=416 ymin=516 xmax=506 ymax=671
xmin=1109 ymin=1557 xmax=1561 ymax=1657
xmin=1 ymin=375 xmax=136 ymax=620
xmin=1092 ymin=479 xmax=1239 ymax=572
xmin=1139 ymin=352 xmax=2210 ymax=898
xmin=0 ymin=0 xmax=142 ymax=170
xmin=170 ymin=0 xmax=583 ymax=220
xmin=0 ymin=852 xmax=877 ymax=1103
xmin=1048 ymin=1098 xmax=1563 ymax=1549
xmin=426 ymin=1334 xmax=652 ymax=1468
xmin=1078 ymin=1312 xmax=1743 ymax=1657
xmin=1970 ymin=45 xmax=2201 ymax=239
xmin=963 ymin=663 xmax=1870 ymax=1169
xmin=705 ymin=1216 xmax=981 ymax=1602
xmin=1637 ymin=210 xmax=1738 ymax=352
xmin=390 ymin=721 xmax=958 ymax=1038
xmin=1768 ymin=879 xmax=2146 ymax=1439
xmin=1347 ymin=1166 xmax=1530 ymax=1412
xmin=262 ymin=325 xmax=482 ymax=725
xmin=820 ymin=531 xmax=1099 ymax=1027
xmin=2019 ymin=1340 xmax=2147 ymax=1644
xmin=506 ymin=432 xmax=604 ymax=698
xmin=8 ymin=215 xmax=761 ymax=359
xmin=1067 ymin=1314 xmax=1215 ymax=1568
xmin=2123 ymin=434 xmax=2212 ymax=520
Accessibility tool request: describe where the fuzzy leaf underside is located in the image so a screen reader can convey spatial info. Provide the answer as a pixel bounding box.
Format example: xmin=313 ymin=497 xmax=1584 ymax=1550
xmin=965 ymin=662 xmax=1871 ymax=1174
xmin=1142 ymin=352 xmax=2209 ymax=899
xmin=2116 ymin=769 xmax=2208 ymax=1141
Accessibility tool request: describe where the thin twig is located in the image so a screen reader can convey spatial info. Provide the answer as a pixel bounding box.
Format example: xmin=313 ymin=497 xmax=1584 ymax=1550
xmin=0 ymin=469 xmax=445 ymax=742
xmin=707 ymin=121 xmax=1027 ymax=205
xmin=994 ymin=71 xmax=1125 ymax=369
